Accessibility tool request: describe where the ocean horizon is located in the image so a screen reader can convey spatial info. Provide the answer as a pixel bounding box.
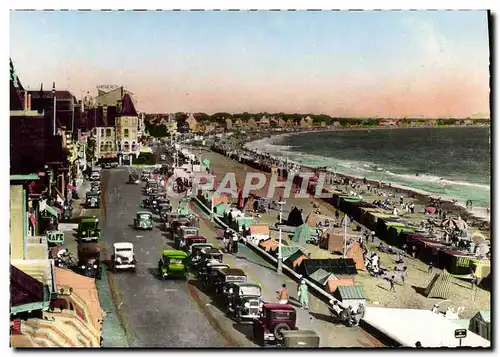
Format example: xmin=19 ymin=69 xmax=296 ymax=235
xmin=245 ymin=127 xmax=491 ymax=211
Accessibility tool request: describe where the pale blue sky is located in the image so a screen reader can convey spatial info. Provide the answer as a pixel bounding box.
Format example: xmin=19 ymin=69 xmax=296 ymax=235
xmin=10 ymin=10 xmax=490 ymax=116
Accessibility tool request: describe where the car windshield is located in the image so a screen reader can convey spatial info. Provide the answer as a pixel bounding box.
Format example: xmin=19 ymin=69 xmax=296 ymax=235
xmin=139 ymin=214 xmax=151 ymax=219
xmin=240 ymin=286 xmax=261 ymax=296
xmin=81 ymin=221 xmax=97 ymax=229
xmin=227 ymin=276 xmax=246 ymax=283
xmin=272 ymin=311 xmax=292 ymax=320
xmin=116 ymin=248 xmax=132 ymax=252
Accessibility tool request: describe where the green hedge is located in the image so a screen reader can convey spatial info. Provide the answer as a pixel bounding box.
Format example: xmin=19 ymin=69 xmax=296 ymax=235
xmin=132 ymin=152 xmax=156 ymax=165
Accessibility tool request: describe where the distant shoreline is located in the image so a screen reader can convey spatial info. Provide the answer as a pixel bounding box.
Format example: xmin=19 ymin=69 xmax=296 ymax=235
xmin=236 ymin=125 xmax=490 ymax=223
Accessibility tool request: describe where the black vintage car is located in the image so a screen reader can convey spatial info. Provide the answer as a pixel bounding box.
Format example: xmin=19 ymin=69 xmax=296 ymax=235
xmin=202 ymin=263 xmax=231 ymax=290
xmin=226 ymin=282 xmax=263 ymax=321
xmin=214 ymin=268 xmax=247 ymax=297
xmin=85 ymin=191 xmax=100 ymax=209
xmin=77 ymin=242 xmax=101 ymax=279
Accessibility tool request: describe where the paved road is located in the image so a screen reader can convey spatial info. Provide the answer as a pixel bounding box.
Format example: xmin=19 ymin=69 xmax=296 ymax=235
xmin=100 ymin=168 xmax=227 ymax=347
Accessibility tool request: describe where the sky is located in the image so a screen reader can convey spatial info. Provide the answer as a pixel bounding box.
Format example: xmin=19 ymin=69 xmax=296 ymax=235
xmin=10 ymin=10 xmax=491 ymax=117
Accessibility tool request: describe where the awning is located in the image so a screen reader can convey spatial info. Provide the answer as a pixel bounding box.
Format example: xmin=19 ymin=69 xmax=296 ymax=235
xmin=29 ymin=214 xmax=36 ymax=226
xmin=44 ymin=205 xmax=58 ymax=217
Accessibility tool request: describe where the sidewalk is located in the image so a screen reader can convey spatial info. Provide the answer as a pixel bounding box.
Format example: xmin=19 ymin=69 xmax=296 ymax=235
xmin=58 ymin=179 xmax=129 ymax=347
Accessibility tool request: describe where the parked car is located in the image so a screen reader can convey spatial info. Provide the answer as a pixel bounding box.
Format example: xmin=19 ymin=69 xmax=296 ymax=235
xmin=226 ymin=282 xmax=262 ymax=321
xmin=158 ymin=250 xmax=189 ymax=279
xmin=175 ymin=227 xmax=200 ymax=249
xmin=189 ymin=243 xmax=213 ymax=268
xmin=77 ymin=217 xmax=101 ymax=242
xmin=111 ymin=242 xmax=136 ymax=272
xmin=253 ymin=303 xmax=297 ymax=346
xmin=281 ymin=330 xmax=320 ymax=348
xmin=90 ymin=170 xmax=100 ymax=181
xmin=85 ymin=192 xmax=100 ymax=209
xmin=214 ymin=268 xmax=247 ymax=297
xmin=201 ymin=263 xmax=231 ymax=289
xmin=77 ymin=242 xmax=101 ymax=279
xmin=183 ymin=235 xmax=207 ymax=253
xmin=134 ymin=211 xmax=154 ymax=230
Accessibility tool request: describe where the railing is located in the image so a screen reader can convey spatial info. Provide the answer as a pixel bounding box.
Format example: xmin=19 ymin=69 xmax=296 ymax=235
xmin=192 ymin=196 xmax=347 ymax=312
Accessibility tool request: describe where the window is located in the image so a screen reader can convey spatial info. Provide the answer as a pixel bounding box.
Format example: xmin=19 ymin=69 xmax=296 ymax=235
xmin=131 ymin=118 xmax=136 ymax=125
xmin=131 ymin=142 xmax=137 ymax=152
xmin=100 ymin=141 xmax=106 ymax=152
xmin=100 ymin=128 xmax=105 ymax=136
xmin=106 ymin=128 xmax=112 ymax=137
xmin=124 ymin=128 xmax=129 ymax=138
xmin=124 ymin=141 xmax=130 ymax=152
xmin=106 ymin=141 xmax=113 ymax=151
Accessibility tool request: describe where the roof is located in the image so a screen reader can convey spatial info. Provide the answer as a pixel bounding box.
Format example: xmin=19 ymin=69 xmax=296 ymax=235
xmin=302 ymin=258 xmax=358 ymax=276
xmin=137 ymin=211 xmax=152 ymax=215
xmin=221 ymin=268 xmax=246 ymax=276
xmin=162 ymin=250 xmax=189 ymax=258
xmin=205 ymin=248 xmax=223 ymax=254
xmin=250 ymin=224 xmax=270 ymax=235
xmin=55 ymin=267 xmax=103 ymax=331
xmin=10 ymin=265 xmax=50 ymax=312
xmin=263 ymin=303 xmax=296 ymax=311
xmin=120 ymin=93 xmax=138 ymax=116
xmin=335 ymin=285 xmax=366 ymax=300
xmin=184 ymin=235 xmax=206 ymax=241
xmin=114 ymin=242 xmax=133 ymax=249
xmin=363 ymin=307 xmax=490 ymax=347
xmin=233 ymin=282 xmax=261 ymax=288
xmin=474 ymin=310 xmax=491 ymax=323
xmin=309 ymin=268 xmax=332 ymax=284
xmin=10 ymin=174 xmax=40 ymax=181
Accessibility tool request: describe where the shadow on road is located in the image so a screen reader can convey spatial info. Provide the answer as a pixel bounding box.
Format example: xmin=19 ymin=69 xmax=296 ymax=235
xmin=309 ymin=311 xmax=337 ymax=324
xmin=232 ymin=323 xmax=255 ymax=344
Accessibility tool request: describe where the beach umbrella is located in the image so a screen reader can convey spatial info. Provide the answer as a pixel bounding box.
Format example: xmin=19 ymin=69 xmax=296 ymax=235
xmin=441 ymin=218 xmax=459 ymax=229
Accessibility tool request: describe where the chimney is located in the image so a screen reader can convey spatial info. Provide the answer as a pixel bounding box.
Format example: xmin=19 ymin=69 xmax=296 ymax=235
xmin=121 ymin=86 xmax=124 ymax=98
xmin=27 ymin=94 xmax=31 ymax=111
xmin=24 ymin=91 xmax=28 ymax=111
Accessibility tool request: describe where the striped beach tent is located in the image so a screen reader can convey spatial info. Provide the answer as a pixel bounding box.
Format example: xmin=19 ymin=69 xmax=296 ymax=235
xmin=423 ymin=270 xmax=453 ymax=299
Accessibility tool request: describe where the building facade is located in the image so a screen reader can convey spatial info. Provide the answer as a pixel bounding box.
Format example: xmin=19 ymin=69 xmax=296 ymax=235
xmin=116 ymin=94 xmax=140 ymax=166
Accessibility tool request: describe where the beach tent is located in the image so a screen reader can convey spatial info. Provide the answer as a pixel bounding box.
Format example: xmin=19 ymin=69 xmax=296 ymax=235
xmin=286 ymin=207 xmax=304 ymax=227
xmin=259 ymin=239 xmax=279 ymax=252
xmin=249 ymin=224 xmax=270 ymax=243
xmin=214 ymin=202 xmax=230 ymax=216
xmin=235 ymin=216 xmax=254 ymax=232
xmin=308 ymin=268 xmax=333 ymax=286
xmin=202 ymin=159 xmax=210 ymax=169
xmin=285 ymin=249 xmax=309 ymax=268
xmin=423 ymin=270 xmax=453 ymax=299
xmin=292 ymin=223 xmax=311 ymax=244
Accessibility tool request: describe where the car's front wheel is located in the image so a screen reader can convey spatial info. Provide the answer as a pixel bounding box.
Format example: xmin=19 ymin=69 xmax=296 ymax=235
xmin=274 ymin=323 xmax=290 ymax=342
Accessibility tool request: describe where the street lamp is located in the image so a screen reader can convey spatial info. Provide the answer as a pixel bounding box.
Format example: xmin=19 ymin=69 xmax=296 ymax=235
xmin=277 ymin=200 xmax=286 ymax=274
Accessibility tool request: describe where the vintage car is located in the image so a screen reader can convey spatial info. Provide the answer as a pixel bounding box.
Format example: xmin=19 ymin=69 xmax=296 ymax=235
xmin=253 ymin=303 xmax=298 ymax=346
xmin=281 ymin=330 xmax=320 ymax=348
xmin=111 ymin=242 xmax=136 ymax=272
xmin=158 ymin=250 xmax=189 ymax=279
xmin=170 ymin=218 xmax=190 ymax=235
xmin=163 ymin=212 xmax=187 ymax=229
xmin=128 ymin=172 xmax=140 ymax=184
xmin=226 ymin=282 xmax=262 ymax=321
xmin=189 ymin=243 xmax=213 ymax=267
xmin=142 ymin=193 xmax=167 ymax=209
xmin=200 ymin=262 xmax=230 ymax=288
xmin=145 ymin=181 xmax=159 ymax=194
xmin=214 ymin=268 xmax=247 ymax=296
xmin=90 ymin=181 xmax=101 ymax=192
xmin=77 ymin=217 xmax=101 ymax=241
xmin=77 ymin=242 xmax=101 ymax=279
xmin=90 ymin=170 xmax=100 ymax=181
xmin=199 ymin=247 xmax=224 ymax=265
xmin=175 ymin=227 xmax=200 ymax=249
xmin=85 ymin=192 xmax=100 ymax=209
xmin=183 ymin=235 xmax=207 ymax=252
xmin=134 ymin=211 xmax=154 ymax=230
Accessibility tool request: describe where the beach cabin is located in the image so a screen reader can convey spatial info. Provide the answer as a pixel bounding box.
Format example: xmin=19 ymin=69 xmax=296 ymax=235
xmin=469 ymin=310 xmax=491 ymax=341
xmin=259 ymin=239 xmax=279 ymax=252
xmin=249 ymin=224 xmax=270 ymax=244
xmin=214 ymin=202 xmax=230 ymax=216
xmin=299 ymin=258 xmax=358 ymax=283
xmin=284 ymin=249 xmax=309 ymax=269
xmin=234 ymin=216 xmax=254 ymax=233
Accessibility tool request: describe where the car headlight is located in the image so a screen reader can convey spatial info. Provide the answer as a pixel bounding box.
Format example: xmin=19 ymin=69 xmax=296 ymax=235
xmin=244 ymin=302 xmax=250 ymax=308
xmin=81 ymin=265 xmax=85 ymax=269
xmin=93 ymin=265 xmax=98 ymax=269
xmin=82 ymin=231 xmax=86 ymax=235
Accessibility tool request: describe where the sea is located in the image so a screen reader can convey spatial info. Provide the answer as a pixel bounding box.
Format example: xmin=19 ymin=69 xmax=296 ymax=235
xmin=245 ymin=127 xmax=491 ymax=212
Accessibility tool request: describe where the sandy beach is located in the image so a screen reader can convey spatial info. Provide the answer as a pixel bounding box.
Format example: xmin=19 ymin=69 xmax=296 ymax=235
xmin=189 ymin=146 xmax=490 ymax=319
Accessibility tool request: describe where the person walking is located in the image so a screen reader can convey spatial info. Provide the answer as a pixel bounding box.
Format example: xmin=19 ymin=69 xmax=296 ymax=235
xmin=232 ymin=232 xmax=239 ymax=254
xmin=278 ymin=284 xmax=289 ymax=304
xmin=298 ymin=280 xmax=309 ymax=310
xmin=428 ymin=261 xmax=433 ymax=274
xmin=389 ymin=276 xmax=396 ymax=292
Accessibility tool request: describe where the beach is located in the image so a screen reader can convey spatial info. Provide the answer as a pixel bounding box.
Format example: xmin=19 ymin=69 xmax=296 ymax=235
xmin=191 ymin=147 xmax=490 ymax=319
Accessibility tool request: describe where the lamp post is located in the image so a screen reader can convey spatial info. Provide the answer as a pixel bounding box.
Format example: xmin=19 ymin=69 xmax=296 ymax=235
xmin=277 ymin=200 xmax=286 ymax=274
